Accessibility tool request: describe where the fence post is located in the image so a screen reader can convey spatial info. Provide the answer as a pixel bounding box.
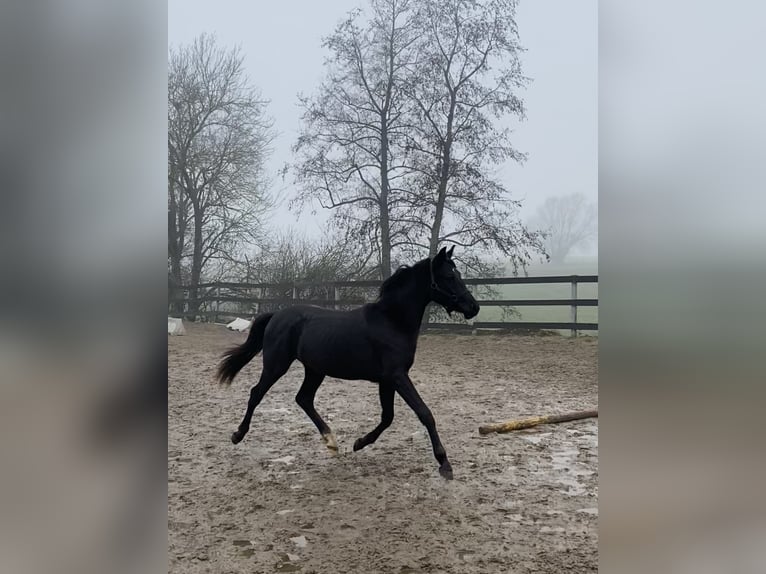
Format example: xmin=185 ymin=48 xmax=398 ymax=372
xmin=570 ymin=276 xmax=578 ymax=338
xmin=292 ymin=284 xmax=297 ymax=303
xmin=334 ymin=284 xmax=339 ymax=310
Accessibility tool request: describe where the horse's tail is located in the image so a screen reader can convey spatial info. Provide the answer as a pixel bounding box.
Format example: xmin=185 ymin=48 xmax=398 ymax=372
xmin=217 ymin=312 xmax=274 ymax=385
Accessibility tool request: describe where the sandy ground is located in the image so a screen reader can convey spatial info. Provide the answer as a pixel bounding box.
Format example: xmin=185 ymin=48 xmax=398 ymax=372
xmin=169 ymin=323 xmax=598 ymax=573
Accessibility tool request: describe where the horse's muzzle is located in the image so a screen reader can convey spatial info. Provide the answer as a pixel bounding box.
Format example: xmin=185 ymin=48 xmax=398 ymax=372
xmin=463 ymin=302 xmax=480 ymax=320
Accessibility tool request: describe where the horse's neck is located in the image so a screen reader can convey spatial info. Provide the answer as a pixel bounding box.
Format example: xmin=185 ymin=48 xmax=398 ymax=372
xmin=380 ymin=278 xmax=430 ymax=334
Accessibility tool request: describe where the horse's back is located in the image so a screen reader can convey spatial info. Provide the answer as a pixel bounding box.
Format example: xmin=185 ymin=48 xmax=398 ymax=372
xmin=268 ymin=304 xmax=363 ymax=327
xmin=283 ymin=305 xmax=380 ymax=380
xmin=262 ymin=304 xmax=366 ymax=353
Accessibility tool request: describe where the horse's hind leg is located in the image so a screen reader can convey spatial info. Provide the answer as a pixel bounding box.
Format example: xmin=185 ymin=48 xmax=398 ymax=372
xmin=295 ymin=368 xmax=337 ymax=454
xmin=230 ymin=367 xmax=285 ymax=444
xmin=353 ymin=383 xmax=394 ymax=452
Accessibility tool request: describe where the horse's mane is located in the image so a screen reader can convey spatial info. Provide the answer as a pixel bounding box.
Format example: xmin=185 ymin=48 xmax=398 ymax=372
xmin=377 ymin=259 xmax=427 ymax=300
xmin=378 ymin=265 xmax=410 ymax=298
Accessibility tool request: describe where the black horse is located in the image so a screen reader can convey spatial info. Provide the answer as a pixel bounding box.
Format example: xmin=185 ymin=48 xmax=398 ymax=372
xmin=217 ymin=246 xmax=480 ymax=479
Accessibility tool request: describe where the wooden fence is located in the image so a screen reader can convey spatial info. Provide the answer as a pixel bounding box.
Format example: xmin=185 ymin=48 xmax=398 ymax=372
xmin=169 ymin=275 xmax=598 ymax=336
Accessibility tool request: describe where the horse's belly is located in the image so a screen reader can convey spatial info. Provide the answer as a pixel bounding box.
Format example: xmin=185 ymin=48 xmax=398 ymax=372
xmin=296 ymin=325 xmax=380 ymax=381
xmin=300 ymin=348 xmax=380 ymax=381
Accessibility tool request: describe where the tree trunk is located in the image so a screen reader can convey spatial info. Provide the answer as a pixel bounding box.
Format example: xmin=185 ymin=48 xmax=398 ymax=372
xmin=429 ymin=173 xmax=448 ymax=257
xmin=425 ymin=95 xmax=457 ymax=326
xmin=188 ymin=200 xmax=204 ymax=320
xmin=168 ymin=251 xmax=184 ymax=316
xmin=379 ymin=117 xmax=392 ymax=279
xmin=168 ymin=174 xmax=185 ymax=315
xmin=378 ymin=22 xmax=398 ymax=281
xmin=379 ymin=197 xmax=391 ymax=279
xmin=428 ymin=94 xmax=456 ymax=257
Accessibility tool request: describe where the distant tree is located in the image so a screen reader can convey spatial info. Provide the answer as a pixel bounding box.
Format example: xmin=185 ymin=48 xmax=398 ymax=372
xmin=235 ymin=229 xmax=379 ymax=313
xmin=293 ymin=0 xmax=545 ymax=281
xmin=292 ymin=0 xmax=419 ymax=279
xmin=399 ymin=0 xmax=544 ymax=276
xmin=168 ymin=34 xmax=273 ymax=315
xmin=240 ymin=228 xmax=378 ymax=286
xmin=533 ymin=193 xmax=597 ymax=263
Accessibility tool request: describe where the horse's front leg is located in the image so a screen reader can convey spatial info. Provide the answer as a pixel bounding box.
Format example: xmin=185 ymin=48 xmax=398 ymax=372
xmin=391 ymin=373 xmax=453 ymax=480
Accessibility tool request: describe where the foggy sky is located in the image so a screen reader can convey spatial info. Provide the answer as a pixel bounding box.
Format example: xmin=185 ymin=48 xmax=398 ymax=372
xmin=168 ymin=0 xmax=597 ymax=243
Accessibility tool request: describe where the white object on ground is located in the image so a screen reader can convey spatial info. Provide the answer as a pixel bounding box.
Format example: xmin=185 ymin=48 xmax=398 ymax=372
xmin=270 ymin=455 xmax=295 ymax=465
xmin=168 ymin=317 xmax=186 ymax=336
xmin=290 ymin=536 xmax=308 ymax=548
xmin=226 ymin=317 xmax=252 ymax=332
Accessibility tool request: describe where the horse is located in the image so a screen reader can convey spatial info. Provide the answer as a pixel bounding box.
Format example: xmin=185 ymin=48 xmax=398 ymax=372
xmin=216 ymin=246 xmax=480 ymax=479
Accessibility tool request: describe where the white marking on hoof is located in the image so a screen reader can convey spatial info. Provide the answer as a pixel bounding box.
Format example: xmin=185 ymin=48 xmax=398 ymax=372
xmin=322 ymin=433 xmax=339 ymax=455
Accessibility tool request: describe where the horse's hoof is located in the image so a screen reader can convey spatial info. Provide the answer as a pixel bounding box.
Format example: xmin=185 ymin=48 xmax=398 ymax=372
xmin=231 ymin=431 xmax=244 ymax=444
xmin=352 ymin=438 xmax=365 ymax=452
xmin=439 ymin=464 xmax=454 ymax=480
xmin=322 ymin=432 xmax=339 ymax=455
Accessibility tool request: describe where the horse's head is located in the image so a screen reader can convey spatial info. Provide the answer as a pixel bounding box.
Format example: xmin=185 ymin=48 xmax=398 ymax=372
xmin=429 ymin=246 xmax=480 ymax=320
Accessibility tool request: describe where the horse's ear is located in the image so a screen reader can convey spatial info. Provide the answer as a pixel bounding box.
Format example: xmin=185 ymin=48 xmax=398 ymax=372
xmin=436 ymin=246 xmax=447 ymax=261
xmin=447 ymin=245 xmax=455 ymax=258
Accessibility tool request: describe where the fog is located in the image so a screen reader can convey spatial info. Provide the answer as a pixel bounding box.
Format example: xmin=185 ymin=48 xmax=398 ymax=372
xmin=168 ymin=0 xmax=598 ymax=248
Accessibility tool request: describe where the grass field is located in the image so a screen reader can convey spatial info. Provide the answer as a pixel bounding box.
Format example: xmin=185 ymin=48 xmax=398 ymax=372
xmin=475 ymin=256 xmax=599 ymax=336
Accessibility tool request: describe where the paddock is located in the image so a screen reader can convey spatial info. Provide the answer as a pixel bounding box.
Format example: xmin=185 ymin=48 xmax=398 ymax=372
xmin=169 ymin=322 xmax=598 ymax=573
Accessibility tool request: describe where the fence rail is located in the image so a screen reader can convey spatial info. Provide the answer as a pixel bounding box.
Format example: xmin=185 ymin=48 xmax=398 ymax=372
xmin=169 ymin=275 xmax=598 ymax=336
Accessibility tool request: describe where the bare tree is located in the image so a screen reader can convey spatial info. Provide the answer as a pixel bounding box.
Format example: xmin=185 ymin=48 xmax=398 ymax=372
xmin=168 ymin=159 xmax=190 ymax=314
xmin=294 ymin=0 xmax=545 ymax=282
xmin=231 ymin=229 xmax=379 ymax=313
xmin=292 ymin=0 xmax=419 ymax=279
xmin=533 ymin=193 xmax=597 ymax=263
xmin=241 ymin=228 xmax=378 ymax=285
xmin=398 ymin=0 xmax=544 ymax=276
xmin=168 ymin=34 xmax=273 ymax=315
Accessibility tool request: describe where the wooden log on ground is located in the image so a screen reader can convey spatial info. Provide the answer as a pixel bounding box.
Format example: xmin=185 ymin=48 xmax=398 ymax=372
xmin=479 ymin=409 xmax=598 ymax=435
